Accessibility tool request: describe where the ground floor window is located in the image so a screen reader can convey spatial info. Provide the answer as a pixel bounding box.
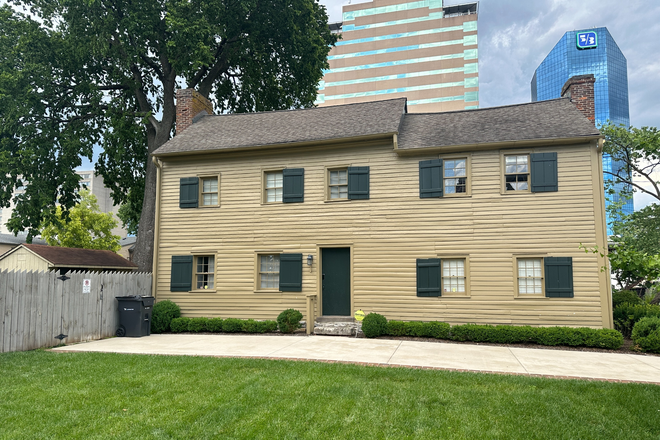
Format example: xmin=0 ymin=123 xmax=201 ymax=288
xmin=517 ymin=258 xmax=542 ymax=294
xmin=259 ymin=254 xmax=280 ymax=289
xmin=195 ymin=255 xmax=215 ymax=290
xmin=442 ymin=259 xmax=465 ymax=293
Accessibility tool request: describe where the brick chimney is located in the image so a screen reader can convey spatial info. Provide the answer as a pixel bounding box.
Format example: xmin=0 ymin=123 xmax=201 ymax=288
xmin=561 ymin=74 xmax=596 ymax=125
xmin=175 ymin=89 xmax=214 ymax=134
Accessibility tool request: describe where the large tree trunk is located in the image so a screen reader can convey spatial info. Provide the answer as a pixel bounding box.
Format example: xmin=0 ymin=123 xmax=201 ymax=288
xmin=132 ymin=136 xmax=159 ymax=272
xmin=132 ymin=121 xmax=173 ymax=272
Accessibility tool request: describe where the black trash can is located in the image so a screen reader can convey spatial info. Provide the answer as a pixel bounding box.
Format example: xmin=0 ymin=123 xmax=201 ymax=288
xmin=116 ymin=295 xmax=155 ymax=337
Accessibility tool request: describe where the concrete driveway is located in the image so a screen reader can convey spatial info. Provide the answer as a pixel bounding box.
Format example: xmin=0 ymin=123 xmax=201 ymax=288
xmin=51 ymin=334 xmax=660 ymax=385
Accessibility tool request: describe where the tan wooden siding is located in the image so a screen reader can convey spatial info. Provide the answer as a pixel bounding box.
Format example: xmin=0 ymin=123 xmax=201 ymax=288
xmin=0 ymin=248 xmax=49 ymax=272
xmin=155 ymin=140 xmax=610 ymax=328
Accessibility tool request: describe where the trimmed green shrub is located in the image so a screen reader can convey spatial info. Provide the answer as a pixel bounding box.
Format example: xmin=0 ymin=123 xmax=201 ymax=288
xmin=631 ymin=316 xmax=660 ymax=353
xmin=447 ymin=324 xmax=621 ymax=349
xmin=261 ymin=320 xmax=279 ymax=333
xmin=612 ymin=289 xmax=643 ymax=308
xmin=424 ymin=321 xmax=451 ymax=339
xmin=362 ymin=313 xmax=388 ymax=338
xmin=277 ymin=309 xmax=303 ymax=334
xmin=170 ymin=317 xmax=191 ymax=333
xmin=207 ymin=318 xmax=224 ymax=332
xmin=222 ymin=318 xmax=244 ymax=333
xmin=242 ymin=319 xmax=278 ymax=333
xmin=614 ymin=303 xmax=660 ymax=337
xmin=188 ymin=317 xmax=209 ymax=333
xmin=405 ymin=321 xmax=426 ymax=337
xmin=386 ymin=320 xmax=406 ymax=336
xmin=151 ymin=300 xmax=181 ymax=333
xmin=584 ymin=328 xmax=624 ymax=350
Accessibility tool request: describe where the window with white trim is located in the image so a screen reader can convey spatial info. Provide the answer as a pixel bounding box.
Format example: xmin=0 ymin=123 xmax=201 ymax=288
xmin=442 ymin=259 xmax=466 ymax=293
xmin=517 ymin=258 xmax=542 ymax=294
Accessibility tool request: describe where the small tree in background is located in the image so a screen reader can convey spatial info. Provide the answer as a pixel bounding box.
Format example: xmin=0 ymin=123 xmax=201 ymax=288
xmin=41 ymin=190 xmax=121 ymax=252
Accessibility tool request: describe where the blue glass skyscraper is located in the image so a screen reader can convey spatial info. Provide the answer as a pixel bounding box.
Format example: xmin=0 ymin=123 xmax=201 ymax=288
xmin=531 ymin=27 xmax=632 ymax=234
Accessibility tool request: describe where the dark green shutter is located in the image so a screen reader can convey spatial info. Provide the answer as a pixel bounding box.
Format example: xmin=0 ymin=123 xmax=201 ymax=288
xmin=279 ymin=253 xmax=303 ymax=292
xmin=531 ymin=153 xmax=558 ymax=192
xmin=348 ymin=166 xmax=369 ymax=200
xmin=417 ymin=258 xmax=441 ymax=297
xmin=283 ymin=168 xmax=304 ymax=203
xmin=179 ymin=177 xmax=199 ymax=208
xmin=545 ymin=257 xmax=573 ymax=298
xmin=170 ymin=256 xmax=193 ymax=292
xmin=419 ymin=160 xmax=443 ymax=198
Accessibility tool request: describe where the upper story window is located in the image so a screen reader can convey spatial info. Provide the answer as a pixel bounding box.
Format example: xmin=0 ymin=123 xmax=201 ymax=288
xmin=505 ymin=155 xmax=529 ymax=191
xmin=443 ymin=159 xmax=467 ymax=195
xmin=201 ymin=177 xmax=218 ymax=206
xmin=265 ymin=171 xmax=283 ymax=203
xmin=329 ymin=169 xmax=348 ymax=199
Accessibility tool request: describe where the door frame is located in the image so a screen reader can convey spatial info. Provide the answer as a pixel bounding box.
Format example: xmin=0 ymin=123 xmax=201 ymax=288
xmin=317 ymin=244 xmax=353 ymax=316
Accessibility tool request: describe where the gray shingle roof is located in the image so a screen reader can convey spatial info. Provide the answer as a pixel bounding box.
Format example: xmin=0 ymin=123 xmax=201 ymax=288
xmin=153 ymin=98 xmax=407 ymax=157
xmin=0 ymin=234 xmax=47 ymax=246
xmin=397 ymin=98 xmax=601 ymax=150
xmin=21 ymin=244 xmax=137 ymax=269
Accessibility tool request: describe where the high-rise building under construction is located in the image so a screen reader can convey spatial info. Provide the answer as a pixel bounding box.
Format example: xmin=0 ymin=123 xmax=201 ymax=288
xmin=317 ymin=0 xmax=478 ymax=113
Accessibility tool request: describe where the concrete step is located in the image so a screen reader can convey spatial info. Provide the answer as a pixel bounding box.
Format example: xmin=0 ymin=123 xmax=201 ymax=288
xmin=314 ymin=320 xmax=363 ymax=337
xmin=315 ymin=316 xmax=355 ymax=323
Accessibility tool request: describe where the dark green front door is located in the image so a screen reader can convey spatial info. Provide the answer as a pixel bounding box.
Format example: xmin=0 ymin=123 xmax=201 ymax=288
xmin=322 ymin=248 xmax=350 ymax=316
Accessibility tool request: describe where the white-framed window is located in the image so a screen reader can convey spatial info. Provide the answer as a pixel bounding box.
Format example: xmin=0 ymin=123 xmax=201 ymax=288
xmin=258 ymin=254 xmax=280 ymax=289
xmin=442 ymin=259 xmax=466 ymax=293
xmin=201 ymin=177 xmax=219 ymax=206
xmin=443 ymin=158 xmax=467 ymax=195
xmin=504 ymin=155 xmax=530 ymax=191
xmin=195 ymin=255 xmax=215 ymax=290
xmin=517 ymin=258 xmax=542 ymax=294
xmin=265 ymin=171 xmax=283 ymax=203
xmin=328 ymin=168 xmax=348 ymax=200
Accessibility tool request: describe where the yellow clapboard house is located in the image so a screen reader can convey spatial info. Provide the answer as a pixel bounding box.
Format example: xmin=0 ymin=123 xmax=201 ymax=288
xmin=151 ymin=77 xmax=611 ymax=329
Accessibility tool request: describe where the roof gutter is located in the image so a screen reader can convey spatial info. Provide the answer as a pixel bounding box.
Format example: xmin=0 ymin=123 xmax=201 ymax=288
xmin=151 ymin=132 xmax=399 ymax=158
xmin=393 ymin=134 xmax=604 ymax=155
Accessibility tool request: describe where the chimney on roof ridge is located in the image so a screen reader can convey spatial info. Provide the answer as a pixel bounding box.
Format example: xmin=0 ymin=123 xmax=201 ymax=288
xmin=175 ymin=89 xmax=214 ymax=135
xmin=561 ymin=74 xmax=596 ymax=125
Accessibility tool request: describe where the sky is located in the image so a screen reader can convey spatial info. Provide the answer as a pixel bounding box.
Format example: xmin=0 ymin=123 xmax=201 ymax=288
xmin=320 ymin=0 xmax=660 ymax=208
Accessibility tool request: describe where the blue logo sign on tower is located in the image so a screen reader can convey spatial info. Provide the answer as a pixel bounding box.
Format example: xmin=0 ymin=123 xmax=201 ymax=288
xmin=577 ymin=31 xmax=597 ymax=49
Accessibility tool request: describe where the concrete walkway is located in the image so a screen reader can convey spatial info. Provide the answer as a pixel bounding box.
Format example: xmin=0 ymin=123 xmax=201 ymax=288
xmin=51 ymin=334 xmax=660 ymax=385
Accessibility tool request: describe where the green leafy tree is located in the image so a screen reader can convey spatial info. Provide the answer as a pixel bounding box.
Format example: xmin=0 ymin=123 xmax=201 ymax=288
xmin=0 ymin=1 xmax=337 ymax=271
xmin=41 ymin=190 xmax=121 ymax=252
xmin=601 ymin=123 xmax=660 ymax=202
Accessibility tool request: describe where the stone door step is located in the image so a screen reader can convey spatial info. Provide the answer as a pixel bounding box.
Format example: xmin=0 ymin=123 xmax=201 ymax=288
xmin=315 ymin=316 xmax=355 ymax=323
xmin=314 ymin=321 xmax=363 ymax=337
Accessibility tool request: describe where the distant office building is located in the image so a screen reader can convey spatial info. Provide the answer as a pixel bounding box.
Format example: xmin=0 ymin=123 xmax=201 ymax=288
xmin=318 ymin=0 xmax=478 ymax=113
xmin=0 ymin=171 xmax=127 ymax=239
xmin=531 ymin=27 xmax=632 ymax=232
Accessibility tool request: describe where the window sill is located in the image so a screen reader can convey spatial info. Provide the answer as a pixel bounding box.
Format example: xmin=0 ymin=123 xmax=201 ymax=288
xmin=254 ymin=289 xmax=282 ymax=293
xmin=324 ymin=199 xmax=351 ymax=203
xmin=442 ymin=194 xmax=471 ymax=198
xmin=441 ymin=293 xmax=470 ymax=298
xmin=190 ymin=289 xmax=217 ymax=293
xmin=514 ymin=294 xmax=548 ymax=299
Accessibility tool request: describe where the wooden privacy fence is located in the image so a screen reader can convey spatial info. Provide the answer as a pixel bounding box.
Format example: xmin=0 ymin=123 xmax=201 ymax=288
xmin=0 ymin=270 xmax=152 ymax=353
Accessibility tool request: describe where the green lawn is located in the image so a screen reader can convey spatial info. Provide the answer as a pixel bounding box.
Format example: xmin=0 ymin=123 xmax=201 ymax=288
xmin=0 ymin=351 xmax=659 ymax=439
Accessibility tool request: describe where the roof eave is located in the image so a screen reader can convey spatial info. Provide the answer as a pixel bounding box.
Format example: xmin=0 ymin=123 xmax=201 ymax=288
xmin=394 ymin=134 xmax=603 ymax=155
xmin=152 ymin=132 xmax=399 ymax=158
xmin=48 ymin=263 xmax=138 ymax=270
